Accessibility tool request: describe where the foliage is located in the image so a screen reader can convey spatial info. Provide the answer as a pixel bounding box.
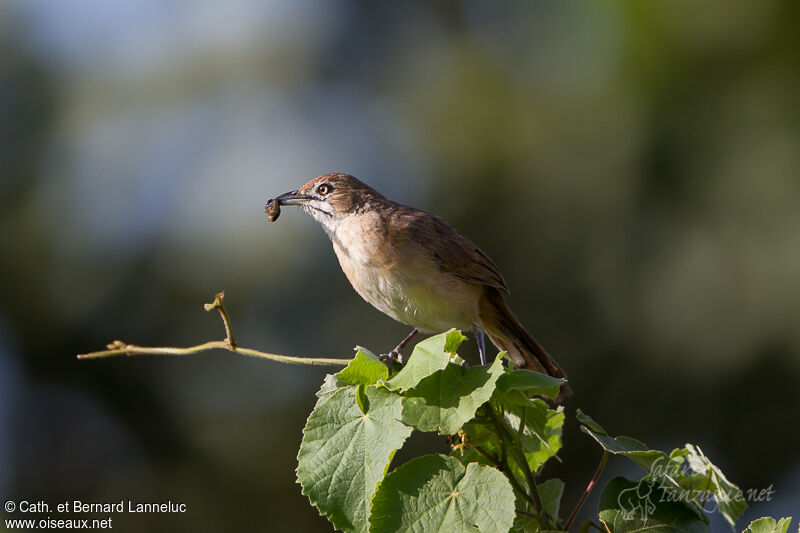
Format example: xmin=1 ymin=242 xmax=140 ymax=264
xmin=578 ymin=411 xmax=747 ymax=529
xmin=293 ymin=329 xmax=779 ymax=532
xmin=370 ymin=454 xmax=515 ymax=533
xmin=80 ymin=306 xmax=780 ymax=533
xmin=296 ymin=374 xmax=412 ymax=532
xmin=741 ymin=517 xmax=793 ymax=533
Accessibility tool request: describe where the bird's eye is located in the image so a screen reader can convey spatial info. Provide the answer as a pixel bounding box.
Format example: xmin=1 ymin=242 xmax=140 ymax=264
xmin=317 ymin=183 xmax=332 ymax=196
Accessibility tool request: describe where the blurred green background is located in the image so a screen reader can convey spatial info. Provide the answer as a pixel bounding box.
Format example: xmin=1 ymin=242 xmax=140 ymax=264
xmin=1 ymin=1 xmax=798 ymax=531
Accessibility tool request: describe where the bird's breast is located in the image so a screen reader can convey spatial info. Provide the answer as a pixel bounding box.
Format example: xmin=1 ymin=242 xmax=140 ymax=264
xmin=329 ymin=215 xmax=479 ymax=332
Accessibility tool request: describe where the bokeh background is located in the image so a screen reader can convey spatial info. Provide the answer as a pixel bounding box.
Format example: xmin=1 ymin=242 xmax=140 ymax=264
xmin=2 ymin=1 xmax=798 ymax=531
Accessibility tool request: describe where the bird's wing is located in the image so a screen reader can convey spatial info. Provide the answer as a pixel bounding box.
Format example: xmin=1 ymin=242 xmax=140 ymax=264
xmin=393 ymin=207 xmax=510 ymax=293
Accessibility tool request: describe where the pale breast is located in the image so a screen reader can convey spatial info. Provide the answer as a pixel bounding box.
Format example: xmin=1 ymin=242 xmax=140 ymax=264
xmin=329 ymin=213 xmax=480 ymax=332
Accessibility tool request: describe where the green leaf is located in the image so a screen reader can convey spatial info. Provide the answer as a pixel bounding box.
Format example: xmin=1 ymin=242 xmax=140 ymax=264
xmin=455 ymin=420 xmax=499 ymax=459
xmin=682 ymin=443 xmax=747 ymax=528
xmin=400 ymin=356 xmax=504 ymax=435
xmin=538 ymin=478 xmax=564 ymax=522
xmin=455 ymin=400 xmax=564 ymax=481
xmin=598 ymin=476 xmax=710 ymax=533
xmin=513 ymin=514 xmax=543 ymax=532
xmin=355 ymin=384 xmax=369 ymax=414
xmin=337 ymin=348 xmax=388 ymax=386
xmin=506 ymin=400 xmax=564 ymax=473
xmin=297 ymin=383 xmax=413 ymax=533
xmin=578 ymin=412 xmax=748 ymax=529
xmin=493 ymin=369 xmax=565 ymax=404
xmin=386 ymin=329 xmax=466 ymax=391
xmin=443 ymin=329 xmax=468 ymax=354
xmin=317 ymin=373 xmax=349 ymax=399
xmin=369 ymin=454 xmax=515 ymax=533
xmin=577 ymin=410 xmax=669 ymax=474
xmin=742 ymin=517 xmax=793 ymax=533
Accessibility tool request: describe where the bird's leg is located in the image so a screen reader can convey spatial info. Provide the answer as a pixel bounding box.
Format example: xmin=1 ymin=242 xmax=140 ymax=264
xmin=474 ymin=327 xmax=487 ymax=365
xmin=380 ymin=328 xmax=419 ymax=369
xmin=394 ymin=328 xmax=420 ymax=361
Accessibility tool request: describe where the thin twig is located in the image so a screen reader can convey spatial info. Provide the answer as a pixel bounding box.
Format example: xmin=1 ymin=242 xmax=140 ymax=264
xmin=564 ymin=451 xmax=609 ymax=531
xmin=77 ymin=292 xmax=352 ymax=367
xmin=204 ymin=291 xmax=236 ymax=347
xmin=472 ymin=445 xmax=501 ymax=467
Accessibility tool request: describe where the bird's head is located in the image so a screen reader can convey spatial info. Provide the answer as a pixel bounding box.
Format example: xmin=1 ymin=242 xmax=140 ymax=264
xmin=268 ymin=173 xmax=382 ymax=228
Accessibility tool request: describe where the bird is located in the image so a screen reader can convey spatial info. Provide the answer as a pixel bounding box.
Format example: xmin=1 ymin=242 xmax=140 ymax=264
xmin=267 ymin=173 xmax=570 ymax=396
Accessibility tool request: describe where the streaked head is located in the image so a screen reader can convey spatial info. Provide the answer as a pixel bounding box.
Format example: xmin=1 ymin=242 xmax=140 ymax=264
xmin=268 ymin=173 xmax=382 ymax=226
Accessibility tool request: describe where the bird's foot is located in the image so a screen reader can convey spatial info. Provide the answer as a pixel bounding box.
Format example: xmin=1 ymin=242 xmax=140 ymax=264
xmin=379 ymin=348 xmax=404 ymax=371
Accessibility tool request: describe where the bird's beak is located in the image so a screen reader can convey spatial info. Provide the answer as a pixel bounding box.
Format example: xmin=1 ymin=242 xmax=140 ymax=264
xmin=270 ymin=190 xmax=313 ymax=206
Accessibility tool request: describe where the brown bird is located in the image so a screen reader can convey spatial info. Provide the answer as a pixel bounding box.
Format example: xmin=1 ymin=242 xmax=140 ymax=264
xmin=268 ymin=173 xmax=569 ymax=394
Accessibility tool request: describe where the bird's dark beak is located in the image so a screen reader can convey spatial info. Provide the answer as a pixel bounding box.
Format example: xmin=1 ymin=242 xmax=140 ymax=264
xmin=270 ymin=190 xmax=312 ymax=206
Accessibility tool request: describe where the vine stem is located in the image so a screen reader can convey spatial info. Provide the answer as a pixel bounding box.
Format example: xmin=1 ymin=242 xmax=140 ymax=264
xmin=487 ymin=406 xmax=546 ymax=514
xmin=205 ymin=291 xmax=237 ymax=348
xmin=77 ymin=291 xmax=352 ymax=368
xmin=564 ymin=451 xmax=609 ymax=531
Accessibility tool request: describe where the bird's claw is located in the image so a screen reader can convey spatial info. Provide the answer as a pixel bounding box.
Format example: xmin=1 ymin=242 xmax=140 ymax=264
xmin=379 ymin=349 xmax=404 ymax=371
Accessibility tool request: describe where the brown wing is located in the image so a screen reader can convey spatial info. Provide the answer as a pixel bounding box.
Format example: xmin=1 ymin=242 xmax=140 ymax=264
xmin=391 ymin=206 xmax=510 ymax=293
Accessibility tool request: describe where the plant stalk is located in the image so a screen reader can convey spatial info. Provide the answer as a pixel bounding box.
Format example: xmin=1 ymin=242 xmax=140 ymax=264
xmin=564 ymin=451 xmax=609 ymax=531
xmin=77 ymin=292 xmax=352 ymax=367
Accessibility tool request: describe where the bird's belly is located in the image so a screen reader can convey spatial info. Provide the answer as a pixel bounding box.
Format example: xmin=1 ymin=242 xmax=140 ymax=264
xmin=341 ymin=258 xmax=479 ymax=333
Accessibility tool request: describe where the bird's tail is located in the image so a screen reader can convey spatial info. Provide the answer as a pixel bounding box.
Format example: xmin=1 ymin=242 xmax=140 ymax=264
xmin=479 ymin=287 xmax=572 ymax=399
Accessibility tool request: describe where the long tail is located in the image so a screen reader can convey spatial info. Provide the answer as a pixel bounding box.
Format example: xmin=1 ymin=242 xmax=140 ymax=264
xmin=479 ymin=287 xmax=572 ymax=398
